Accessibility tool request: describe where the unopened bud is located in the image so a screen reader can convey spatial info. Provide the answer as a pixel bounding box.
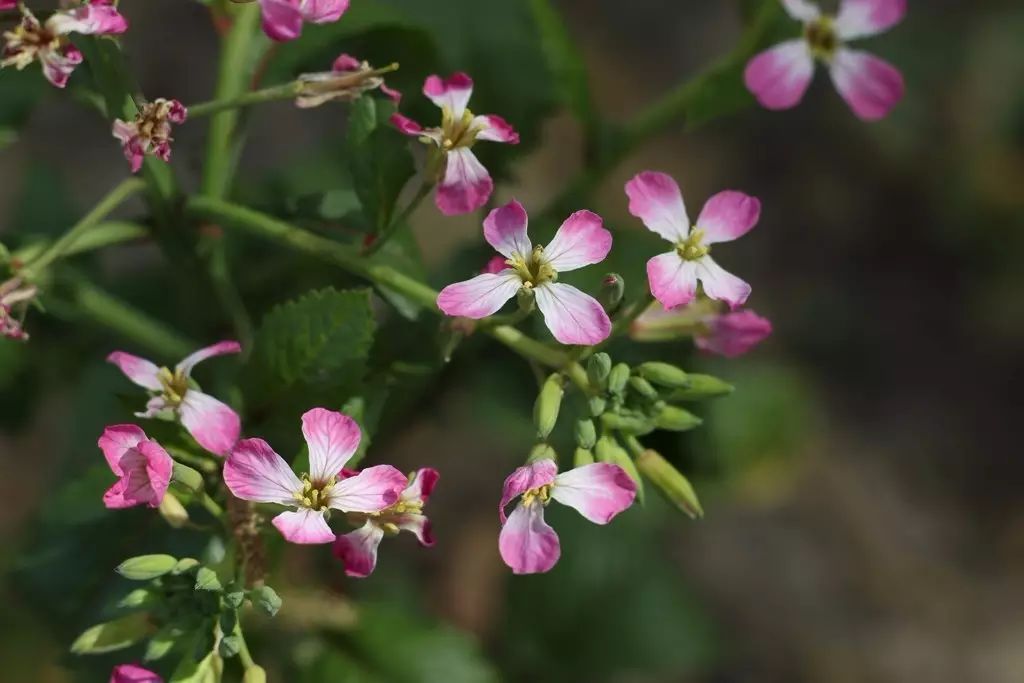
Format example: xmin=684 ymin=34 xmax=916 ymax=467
xmin=117 ymin=588 xmax=153 ymax=609
xmin=638 ymin=361 xmax=689 ymax=389
xmin=599 ymin=273 xmax=625 ymax=314
xmin=171 ymin=461 xmax=204 ymax=493
xmin=517 ymin=287 xmax=536 ymax=312
xmin=116 ymin=554 xmax=178 ymax=581
xmin=218 ymin=634 xmax=242 ymax=659
xmin=574 ymin=419 xmax=596 ymax=449
xmin=528 ymin=442 xmax=557 ymax=464
xmin=159 ymin=492 xmax=189 ymax=528
xmin=594 ymin=437 xmax=644 ymax=503
xmin=573 ymin=447 xmax=595 ymax=467
xmin=172 ymin=557 xmax=200 ymax=575
xmin=629 ymin=376 xmax=658 ymax=399
xmin=588 ymin=395 xmax=607 ymax=417
xmin=250 ymin=585 xmax=282 ymax=617
xmin=669 ymin=373 xmax=734 ymax=400
xmin=586 ymin=353 xmax=612 ymax=388
xmin=533 ymin=374 xmax=565 ymax=440
xmin=243 ymin=666 xmax=268 ymax=683
xmin=607 ymin=363 xmax=630 ymax=395
xmin=654 ymin=405 xmax=703 ymax=432
xmin=601 ymin=411 xmax=655 ymax=436
xmin=636 ymin=449 xmax=703 ymax=518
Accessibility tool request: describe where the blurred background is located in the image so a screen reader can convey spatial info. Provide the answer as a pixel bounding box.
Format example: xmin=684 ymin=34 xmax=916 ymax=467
xmin=2 ymin=0 xmax=1023 ymax=681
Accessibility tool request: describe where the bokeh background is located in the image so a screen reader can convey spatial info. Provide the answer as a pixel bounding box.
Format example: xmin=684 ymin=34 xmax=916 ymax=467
xmin=2 ymin=0 xmax=1023 ymax=681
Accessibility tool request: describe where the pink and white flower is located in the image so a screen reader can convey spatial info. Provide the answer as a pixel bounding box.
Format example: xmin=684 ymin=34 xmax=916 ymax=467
xmin=98 ymin=425 xmax=173 ymax=510
xmin=224 ymin=408 xmax=408 ymax=545
xmin=744 ymin=0 xmax=906 ymax=121
xmin=110 ymin=663 xmax=162 ymax=683
xmin=112 ymin=99 xmax=187 ymax=173
xmin=259 ymin=0 xmax=349 ymax=42
xmin=107 ymin=341 xmax=241 ymax=457
xmin=333 ymin=467 xmax=439 ymax=577
xmin=498 ymin=459 xmax=636 ymax=574
xmin=1 ymin=1 xmax=127 ymax=88
xmin=626 ymin=171 xmax=760 ymax=311
xmin=0 ymin=277 xmax=36 ymax=341
xmin=631 ymin=300 xmax=772 ymax=357
xmin=391 ymin=73 xmax=519 ymax=215
xmin=437 ymin=199 xmax=613 ymax=345
xmin=296 ymin=53 xmax=401 ymax=108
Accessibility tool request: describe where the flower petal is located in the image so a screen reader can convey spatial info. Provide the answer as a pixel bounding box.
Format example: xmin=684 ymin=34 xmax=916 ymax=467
xmin=175 ymin=340 xmax=241 ymax=377
xmin=395 ymin=513 xmax=434 ymax=546
xmin=103 ymin=439 xmax=172 ymax=509
xmin=328 ymin=464 xmax=406 ymax=513
xmin=332 ymin=521 xmax=385 ymax=577
xmin=473 ymin=114 xmax=520 ymax=144
xmin=696 ymin=191 xmax=761 ymax=244
xmin=534 ymin=283 xmax=612 ymax=346
xmin=499 ymin=459 xmax=558 ymax=523
xmin=110 ymin=663 xmax=163 ymax=683
xmin=435 ymin=148 xmax=493 ymax=216
xmin=300 ymin=0 xmax=350 ymax=24
xmin=259 ymin=0 xmax=304 ymax=41
xmin=498 ymin=502 xmax=561 ymax=575
xmin=624 ymin=171 xmax=690 ymax=243
xmin=743 ymin=40 xmax=815 ymax=111
xmin=107 ymin=351 xmax=162 ymax=390
xmin=224 ymin=438 xmax=301 ymax=505
xmin=551 ymin=463 xmax=636 ymax=524
xmin=272 ymin=509 xmax=335 ymax=544
xmin=402 ymin=468 xmax=440 ymax=505
xmin=483 ymin=199 xmax=532 ymax=259
xmin=98 ymin=424 xmax=148 ymax=475
xmin=437 ymin=272 xmax=522 ymax=319
xmin=695 ymin=309 xmax=773 ymax=358
xmin=781 ymin=0 xmax=821 ymax=21
xmin=835 ymin=0 xmax=906 ymax=40
xmin=179 ymin=391 xmax=241 ymax=457
xmin=301 ymin=407 xmax=361 ymax=483
xmin=47 ymin=3 xmax=128 ymax=36
xmin=829 ymin=48 xmax=904 ymax=121
xmin=423 ymin=72 xmax=474 ymax=117
xmin=647 ymin=252 xmax=698 ymax=310
xmin=695 ymin=257 xmax=751 ymax=309
xmin=390 ymin=113 xmax=425 ymax=137
xmin=543 ymin=210 xmax=612 ymax=272
xmin=482 ymin=255 xmax=509 ymax=274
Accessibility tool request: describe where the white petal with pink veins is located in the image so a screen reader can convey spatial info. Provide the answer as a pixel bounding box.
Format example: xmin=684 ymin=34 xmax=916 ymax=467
xmin=534 ymin=282 xmax=611 ymax=346
xmin=180 ymin=391 xmax=241 ymax=456
xmin=328 ymin=465 xmax=406 ymax=513
xmin=829 ymin=48 xmax=904 ymax=121
xmin=272 ymin=509 xmax=335 ymax=544
xmin=498 ymin=503 xmax=561 ymax=575
xmin=625 ymin=171 xmax=690 ymax=243
xmin=107 ymin=351 xmax=162 ymax=390
xmin=696 ymin=191 xmax=761 ymax=244
xmin=423 ymin=73 xmax=474 ymax=117
xmin=483 ymin=200 xmax=532 ymax=259
xmin=646 ymin=252 xmax=698 ymax=310
xmin=224 ymin=438 xmax=302 ymax=506
xmin=695 ymin=257 xmax=751 ymax=309
xmin=332 ymin=521 xmax=385 ymax=577
xmin=543 ymin=210 xmax=612 ymax=272
xmin=835 ymin=0 xmax=906 ymax=40
xmin=743 ymin=40 xmax=815 ymax=111
xmin=175 ymin=340 xmax=241 ymax=377
xmin=437 ymin=272 xmax=523 ymax=319
xmin=301 ymin=407 xmax=361 ymax=483
xmin=552 ymin=463 xmax=637 ymax=524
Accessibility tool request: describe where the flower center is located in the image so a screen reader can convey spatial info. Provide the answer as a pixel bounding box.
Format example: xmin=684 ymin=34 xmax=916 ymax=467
xmin=156 ymin=367 xmax=190 ymax=406
xmin=676 ymin=229 xmax=710 ymax=261
xmin=509 ymin=245 xmax=558 ymax=287
xmin=1 ymin=17 xmax=61 ymax=70
xmin=440 ymin=106 xmax=481 ymax=150
xmin=293 ymin=474 xmax=337 ymax=512
xmin=805 ymin=17 xmax=839 ymax=60
xmin=521 ymin=484 xmax=552 ymax=508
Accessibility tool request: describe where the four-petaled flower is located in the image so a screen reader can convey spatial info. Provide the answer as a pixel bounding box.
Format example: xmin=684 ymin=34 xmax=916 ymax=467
xmin=392 ymin=73 xmax=519 ymax=215
xmin=632 ymin=300 xmax=773 ymax=358
xmin=626 ymin=171 xmax=760 ymax=311
xmin=499 ymin=459 xmax=636 ymax=574
xmin=437 ymin=199 xmax=613 ymax=345
xmin=224 ymin=408 xmax=409 ymax=544
xmin=98 ymin=425 xmax=173 ymax=510
xmin=744 ymin=0 xmax=906 ymax=121
xmin=110 ymin=663 xmax=162 ymax=683
xmin=333 ymin=467 xmax=439 ymax=577
xmin=295 ymin=53 xmax=401 ymax=109
xmin=112 ymin=98 xmax=187 ymax=173
xmin=1 ymin=1 xmax=127 ymax=88
xmin=107 ymin=341 xmax=242 ymax=457
xmin=259 ymin=0 xmax=349 ymax=42
xmin=0 ymin=277 xmax=37 ymax=341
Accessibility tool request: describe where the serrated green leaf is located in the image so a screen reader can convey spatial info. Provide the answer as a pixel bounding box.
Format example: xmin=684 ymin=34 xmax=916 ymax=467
xmin=70 ymin=612 xmax=150 ymax=654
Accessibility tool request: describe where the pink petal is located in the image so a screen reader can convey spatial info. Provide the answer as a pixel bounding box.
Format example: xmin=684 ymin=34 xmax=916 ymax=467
xmin=0 ymin=1 xmax=17 ymax=11
xmin=695 ymin=257 xmax=751 ymax=309
xmin=647 ymin=252 xmax=698 ymax=310
xmin=332 ymin=521 xmax=384 ymax=577
xmin=136 ymin=395 xmax=171 ymax=419
xmin=300 ymin=0 xmax=350 ymax=24
xmin=110 ymin=663 xmax=163 ymax=683
xmin=499 ymin=459 xmax=558 ymax=523
xmin=483 ymin=199 xmax=532 ymax=258
xmin=435 ymin=148 xmax=493 ymax=216
xmin=179 ymin=391 xmax=240 ymax=457
xmin=390 ymin=113 xmax=425 ymax=137
xmin=695 ymin=309 xmax=773 ymax=358
xmin=328 ymin=464 xmax=406 ymax=513
xmin=259 ymin=0 xmax=304 ymax=41
xmin=696 ymin=191 xmax=761 ymax=244
xmin=835 ymin=0 xmax=906 ymax=40
xmin=103 ymin=439 xmax=172 ymax=509
xmin=829 ymin=48 xmax=904 ymax=121
xmin=781 ymin=0 xmax=821 ymax=21
xmin=224 ymin=438 xmax=302 ymax=505
xmin=272 ymin=509 xmax=335 ymax=544
xmin=47 ymin=3 xmax=128 ymax=36
xmin=436 ymin=272 xmax=522 ymax=319
xmin=473 ymin=115 xmax=520 ymax=144
xmin=551 ymin=463 xmax=636 ymax=524
xmin=624 ymin=171 xmax=690 ymax=243
xmin=395 ymin=513 xmax=434 ymax=546
xmin=98 ymin=424 xmax=147 ymax=475
xmin=423 ymin=72 xmax=474 ymax=117
xmin=332 ymin=53 xmax=361 ymax=72
xmin=301 ymin=407 xmax=361 ymax=483
xmin=107 ymin=351 xmax=162 ymax=390
xmin=543 ymin=210 xmax=612 ymax=272
xmin=402 ymin=468 xmax=440 ymax=505
xmin=534 ymin=282 xmax=612 ymax=346
xmin=482 ymin=255 xmax=509 ymax=274
xmin=498 ymin=503 xmax=561 ymax=575
xmin=175 ymin=340 xmax=241 ymax=377
xmin=743 ymin=40 xmax=815 ymax=111
xmin=380 ymin=84 xmax=402 ymax=104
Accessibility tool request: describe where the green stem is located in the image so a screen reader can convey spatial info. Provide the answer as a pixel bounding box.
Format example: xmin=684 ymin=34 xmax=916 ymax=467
xmin=198 ymin=491 xmax=225 ymax=520
xmin=12 ymin=221 xmax=148 ymax=264
xmin=187 ymin=81 xmax=299 ymax=119
xmin=234 ymin=623 xmax=256 ymax=670
xmin=166 ymin=446 xmax=219 ymax=474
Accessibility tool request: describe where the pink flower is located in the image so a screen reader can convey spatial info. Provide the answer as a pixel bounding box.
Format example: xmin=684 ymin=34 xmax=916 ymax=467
xmin=224 ymin=408 xmax=408 ymax=545
xmin=696 ymin=309 xmax=773 ymax=357
xmin=0 ymin=277 xmax=36 ymax=341
xmin=498 ymin=459 xmax=636 ymax=575
xmin=259 ymin=0 xmax=349 ymax=42
xmin=333 ymin=467 xmax=439 ymax=577
xmin=1 ymin=1 xmax=127 ymax=88
xmin=391 ymin=73 xmax=519 ymax=215
xmin=631 ymin=301 xmax=772 ymax=358
xmin=437 ymin=200 xmax=613 ymax=345
xmin=744 ymin=0 xmax=906 ymax=121
xmin=0 ymin=1 xmax=17 ymax=10
xmin=295 ymin=53 xmax=401 ymax=108
xmin=110 ymin=663 xmax=162 ymax=683
xmin=107 ymin=341 xmax=241 ymax=457
xmin=625 ymin=171 xmax=760 ymax=311
xmin=98 ymin=425 xmax=173 ymax=510
xmin=112 ymin=99 xmax=187 ymax=173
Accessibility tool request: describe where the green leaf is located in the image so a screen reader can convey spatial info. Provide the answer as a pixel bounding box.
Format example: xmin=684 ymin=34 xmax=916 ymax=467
xmin=194 ymin=567 xmax=222 ymax=592
xmin=145 ymin=626 xmax=182 ymax=661
xmin=0 ymin=68 xmax=45 ymax=131
xmin=70 ymin=612 xmax=150 ymax=654
xmin=117 ymin=554 xmax=179 ymax=581
xmin=170 ymin=650 xmax=223 ymax=683
xmin=347 ymin=96 xmax=416 ymax=233
xmin=526 ymin=0 xmax=595 ymax=128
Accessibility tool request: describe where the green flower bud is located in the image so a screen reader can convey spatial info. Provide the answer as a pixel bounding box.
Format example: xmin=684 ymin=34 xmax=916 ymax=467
xmin=194 ymin=566 xmax=223 ymax=592
xmin=70 ymin=613 xmax=149 ymax=654
xmin=528 ymin=442 xmax=557 ymax=464
xmin=607 ymin=363 xmax=631 ymax=395
xmin=638 ymin=362 xmax=689 ymax=388
xmin=250 ymin=585 xmax=282 ymax=617
xmin=172 ymin=557 xmax=200 ymax=575
xmin=574 ymin=419 xmax=597 ymax=449
xmin=586 ymin=353 xmax=612 ymax=388
xmin=116 ymin=554 xmax=178 ymax=581
xmin=159 ymin=491 xmax=189 ymax=528
xmin=600 ymin=411 xmax=655 ymax=436
xmin=218 ymin=634 xmax=242 ymax=659
xmin=669 ymin=373 xmax=734 ymax=400
xmin=599 ymin=273 xmax=625 ymax=314
xmin=533 ymin=374 xmax=565 ymax=440
xmin=171 ymin=461 xmax=204 ymax=493
xmin=244 ymin=666 xmax=268 ymax=683
xmin=588 ymin=395 xmax=608 ymax=417
xmin=628 ymin=376 xmax=658 ymax=399
xmin=654 ymin=405 xmax=703 ymax=432
xmin=117 ymin=588 xmax=153 ymax=610
xmin=636 ymin=449 xmax=703 ymax=518
xmin=594 ymin=437 xmax=644 ymax=503
xmin=573 ymin=447 xmax=595 ymax=467
xmin=517 ymin=286 xmax=536 ymax=312
xmin=224 ymin=591 xmax=245 ymax=609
